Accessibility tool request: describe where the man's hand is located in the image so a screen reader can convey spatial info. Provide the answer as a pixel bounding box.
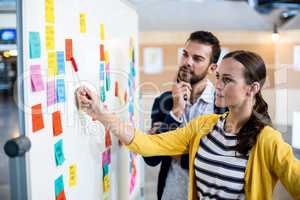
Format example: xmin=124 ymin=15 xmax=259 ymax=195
xmin=171 ymin=81 xmax=191 ymax=119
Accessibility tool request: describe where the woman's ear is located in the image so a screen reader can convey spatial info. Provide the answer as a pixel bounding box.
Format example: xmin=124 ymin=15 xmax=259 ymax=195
xmin=250 ymin=82 xmax=260 ymax=95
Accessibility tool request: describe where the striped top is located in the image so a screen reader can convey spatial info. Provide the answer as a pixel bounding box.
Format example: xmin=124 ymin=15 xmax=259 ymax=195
xmin=194 ymin=117 xmax=249 ymax=200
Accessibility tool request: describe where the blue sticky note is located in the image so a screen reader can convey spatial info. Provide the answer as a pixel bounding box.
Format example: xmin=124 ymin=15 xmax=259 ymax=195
xmin=129 ymin=101 xmax=134 ymax=114
xmin=54 ymin=139 xmax=65 ymax=166
xmin=130 ymin=66 xmax=136 ymax=77
xmin=56 ymin=79 xmax=65 ymax=103
xmin=54 ymin=175 xmax=64 ymax=197
xmin=100 ymin=63 xmax=105 ymax=80
xmin=56 ymin=51 xmax=65 ymax=74
xmin=29 ymin=32 xmax=41 ymax=59
xmin=105 ymin=73 xmax=110 ymax=91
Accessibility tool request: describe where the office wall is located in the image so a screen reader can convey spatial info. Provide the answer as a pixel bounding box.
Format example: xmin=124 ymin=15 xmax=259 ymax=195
xmin=138 ymin=31 xmax=300 ymax=125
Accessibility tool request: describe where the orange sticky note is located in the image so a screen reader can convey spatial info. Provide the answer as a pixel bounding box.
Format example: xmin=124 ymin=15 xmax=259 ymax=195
xmin=100 ymin=44 xmax=105 ymax=61
xmin=56 ymin=190 xmax=66 ymax=200
xmin=114 ymin=81 xmax=118 ymax=97
xmin=65 ymin=39 xmax=73 ymax=61
xmin=32 ymin=104 xmax=44 ymax=132
xmin=105 ymin=128 xmax=112 ymax=148
xmin=124 ymin=90 xmax=128 ymax=103
xmin=52 ymin=111 xmax=63 ymax=136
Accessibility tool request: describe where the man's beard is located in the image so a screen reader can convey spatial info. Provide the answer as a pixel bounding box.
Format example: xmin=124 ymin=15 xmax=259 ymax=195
xmin=178 ymin=65 xmax=207 ymax=86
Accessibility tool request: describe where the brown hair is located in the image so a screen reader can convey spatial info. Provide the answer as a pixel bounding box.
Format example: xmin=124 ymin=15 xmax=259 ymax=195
xmin=187 ymin=31 xmax=221 ymax=64
xmin=223 ymin=50 xmax=272 ymax=155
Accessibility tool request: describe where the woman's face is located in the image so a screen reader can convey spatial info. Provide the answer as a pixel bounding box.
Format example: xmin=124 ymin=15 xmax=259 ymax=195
xmin=215 ymin=58 xmax=251 ymax=108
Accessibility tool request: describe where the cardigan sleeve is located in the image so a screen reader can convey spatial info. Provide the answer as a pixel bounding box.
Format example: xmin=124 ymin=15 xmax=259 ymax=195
xmin=264 ymin=128 xmax=300 ymax=199
xmin=126 ymin=115 xmax=206 ymax=157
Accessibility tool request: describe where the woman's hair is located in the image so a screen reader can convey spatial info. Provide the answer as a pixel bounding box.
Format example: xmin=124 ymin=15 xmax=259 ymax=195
xmin=223 ymin=50 xmax=272 ymax=155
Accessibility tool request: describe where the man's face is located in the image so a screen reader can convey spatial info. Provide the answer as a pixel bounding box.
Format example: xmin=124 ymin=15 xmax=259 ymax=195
xmin=178 ymin=41 xmax=213 ymax=85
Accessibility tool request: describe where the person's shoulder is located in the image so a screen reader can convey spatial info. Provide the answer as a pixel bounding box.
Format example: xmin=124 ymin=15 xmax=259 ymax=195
xmin=156 ymin=91 xmax=172 ymax=101
xmin=257 ymin=125 xmax=283 ymax=146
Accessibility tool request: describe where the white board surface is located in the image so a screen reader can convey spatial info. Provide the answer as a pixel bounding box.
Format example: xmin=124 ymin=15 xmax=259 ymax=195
xmin=20 ymin=0 xmax=141 ymax=199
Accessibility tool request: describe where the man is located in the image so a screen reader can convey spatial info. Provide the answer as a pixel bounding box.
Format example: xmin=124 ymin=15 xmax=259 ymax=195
xmin=143 ymin=31 xmax=226 ymax=200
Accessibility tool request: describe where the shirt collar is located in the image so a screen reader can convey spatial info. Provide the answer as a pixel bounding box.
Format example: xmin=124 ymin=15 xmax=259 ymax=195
xmin=194 ymin=79 xmax=215 ymax=104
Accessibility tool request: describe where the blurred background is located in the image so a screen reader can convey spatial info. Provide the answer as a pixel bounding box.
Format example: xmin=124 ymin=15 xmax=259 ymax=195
xmin=0 ymin=0 xmax=300 ymax=199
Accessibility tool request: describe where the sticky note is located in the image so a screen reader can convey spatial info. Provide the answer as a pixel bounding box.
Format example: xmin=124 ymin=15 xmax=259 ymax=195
xmin=56 ymin=190 xmax=66 ymax=200
xmin=103 ymin=164 xmax=109 ymax=176
xmin=30 ymin=65 xmax=44 ymax=92
xmin=45 ymin=0 xmax=54 ymax=24
xmin=31 ymin=104 xmax=44 ymax=132
xmin=103 ymin=175 xmax=110 ymax=193
xmin=105 ymin=128 xmax=112 ymax=148
xmin=100 ymin=63 xmax=105 ymax=80
xmin=105 ymin=73 xmax=110 ymax=91
xmin=55 ymin=175 xmax=64 ymax=197
xmin=54 ymin=139 xmax=65 ymax=166
xmin=100 ymin=23 xmax=105 ymax=41
xmin=65 ymin=39 xmax=73 ymax=61
xmin=29 ymin=32 xmax=41 ymax=59
xmin=80 ymin=13 xmax=86 ymax=33
xmin=100 ymin=44 xmax=105 ymax=61
xmin=129 ymin=102 xmax=134 ymax=114
xmin=124 ymin=90 xmax=128 ymax=103
xmin=100 ymin=86 xmax=106 ymax=102
xmin=45 ymin=25 xmax=55 ymax=50
xmin=104 ymin=51 xmax=109 ymax=64
xmin=47 ymin=80 xmax=56 ymax=106
xmin=114 ymin=81 xmax=118 ymax=97
xmin=102 ymin=149 xmax=111 ymax=165
xmin=48 ymin=52 xmax=57 ymax=76
xmin=69 ymin=164 xmax=77 ymax=187
xmin=56 ymin=79 xmax=65 ymax=103
xmin=56 ymin=51 xmax=65 ymax=74
xmin=130 ymin=66 xmax=136 ymax=77
xmin=52 ymin=111 xmax=62 ymax=136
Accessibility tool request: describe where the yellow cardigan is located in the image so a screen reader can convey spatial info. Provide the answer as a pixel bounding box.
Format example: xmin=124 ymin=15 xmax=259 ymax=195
xmin=127 ymin=114 xmax=300 ymax=200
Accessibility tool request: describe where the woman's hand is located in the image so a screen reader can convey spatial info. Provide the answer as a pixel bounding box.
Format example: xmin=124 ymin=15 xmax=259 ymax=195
xmin=75 ymin=86 xmax=102 ymax=120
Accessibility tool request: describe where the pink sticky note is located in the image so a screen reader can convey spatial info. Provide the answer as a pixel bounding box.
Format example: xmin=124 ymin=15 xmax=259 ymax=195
xmin=102 ymin=149 xmax=111 ymax=165
xmin=30 ymin=65 xmax=44 ymax=92
xmin=47 ymin=80 xmax=56 ymax=106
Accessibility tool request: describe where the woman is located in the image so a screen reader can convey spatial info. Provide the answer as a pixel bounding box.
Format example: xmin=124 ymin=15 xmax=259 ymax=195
xmin=76 ymin=50 xmax=300 ymax=200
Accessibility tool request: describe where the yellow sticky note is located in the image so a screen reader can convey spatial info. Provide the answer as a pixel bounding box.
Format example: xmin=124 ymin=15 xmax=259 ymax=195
xmin=100 ymin=23 xmax=105 ymax=41
xmin=45 ymin=0 xmax=54 ymax=24
xmin=69 ymin=164 xmax=77 ymax=187
xmin=45 ymin=25 xmax=55 ymax=50
xmin=48 ymin=52 xmax=57 ymax=77
xmin=103 ymin=175 xmax=110 ymax=192
xmin=104 ymin=51 xmax=109 ymax=64
xmin=80 ymin=13 xmax=86 ymax=33
xmin=129 ymin=47 xmax=133 ymax=62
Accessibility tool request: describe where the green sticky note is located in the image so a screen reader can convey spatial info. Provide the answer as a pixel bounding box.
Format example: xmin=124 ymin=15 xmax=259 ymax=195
xmin=105 ymin=73 xmax=110 ymax=91
xmin=54 ymin=139 xmax=65 ymax=166
xmin=100 ymin=86 xmax=106 ymax=102
xmin=54 ymin=175 xmax=64 ymax=197
xmin=103 ymin=164 xmax=109 ymax=176
xmin=29 ymin=32 xmax=41 ymax=59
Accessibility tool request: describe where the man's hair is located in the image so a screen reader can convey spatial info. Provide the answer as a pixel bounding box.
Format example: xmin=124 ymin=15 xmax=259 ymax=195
xmin=187 ymin=31 xmax=221 ymax=64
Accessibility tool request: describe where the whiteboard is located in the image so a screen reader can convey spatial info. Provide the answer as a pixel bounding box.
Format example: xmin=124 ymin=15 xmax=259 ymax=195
xmin=19 ymin=0 xmax=142 ymax=199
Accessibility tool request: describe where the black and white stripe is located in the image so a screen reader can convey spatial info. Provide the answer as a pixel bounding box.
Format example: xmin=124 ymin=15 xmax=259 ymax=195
xmin=194 ymin=119 xmax=248 ymax=200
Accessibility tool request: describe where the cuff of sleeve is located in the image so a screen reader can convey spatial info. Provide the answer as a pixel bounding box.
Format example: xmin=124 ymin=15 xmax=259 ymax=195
xmin=169 ymin=111 xmax=183 ymax=123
